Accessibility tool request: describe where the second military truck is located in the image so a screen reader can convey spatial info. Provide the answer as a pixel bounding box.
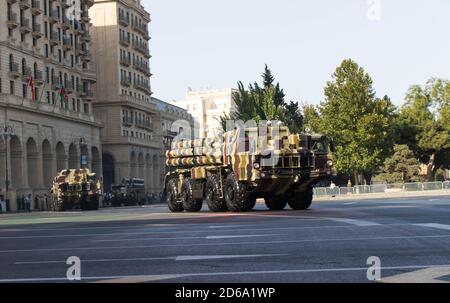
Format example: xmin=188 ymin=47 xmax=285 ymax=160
xmin=164 ymin=124 xmax=335 ymax=212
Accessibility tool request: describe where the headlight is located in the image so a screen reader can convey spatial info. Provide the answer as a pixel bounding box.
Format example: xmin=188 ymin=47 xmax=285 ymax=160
xmin=326 ymin=160 xmax=333 ymax=167
xmin=253 ymin=162 xmax=260 ymax=169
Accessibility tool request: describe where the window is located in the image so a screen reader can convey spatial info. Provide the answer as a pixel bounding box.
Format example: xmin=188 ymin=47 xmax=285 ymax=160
xmin=10 ymin=81 xmax=15 ymax=95
xmin=22 ymin=84 xmax=27 ymax=98
xmin=46 ymin=91 xmax=50 ymax=103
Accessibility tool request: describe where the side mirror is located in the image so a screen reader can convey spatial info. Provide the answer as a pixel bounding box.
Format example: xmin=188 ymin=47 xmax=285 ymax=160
xmin=329 ymin=141 xmax=335 ymax=153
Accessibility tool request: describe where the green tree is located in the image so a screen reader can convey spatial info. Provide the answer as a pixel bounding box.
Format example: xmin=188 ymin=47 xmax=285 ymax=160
xmin=374 ymin=144 xmax=421 ymax=183
xmin=395 ymin=78 xmax=450 ymax=180
xmin=223 ymin=65 xmax=300 ymax=132
xmin=301 ymin=103 xmax=321 ymax=132
xmin=317 ymin=59 xmax=396 ymax=185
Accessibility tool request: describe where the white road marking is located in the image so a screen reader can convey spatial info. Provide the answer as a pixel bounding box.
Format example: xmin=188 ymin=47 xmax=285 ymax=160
xmin=205 ymin=234 xmax=275 ymax=240
xmin=382 ymin=266 xmax=450 ymax=283
xmin=327 ymin=218 xmax=381 ymax=226
xmin=414 ymin=223 xmax=450 ymax=231
xmin=2 ymin=234 xmax=450 ymax=254
xmin=14 ymin=254 xmax=284 ymax=265
xmin=208 ymin=225 xmax=249 ymax=229
xmin=344 ymin=202 xmax=357 ymax=205
xmin=92 ymin=234 xmax=279 ymax=242
xmin=174 ymin=254 xmax=283 ymax=261
xmin=3 ymin=264 xmax=450 ymax=283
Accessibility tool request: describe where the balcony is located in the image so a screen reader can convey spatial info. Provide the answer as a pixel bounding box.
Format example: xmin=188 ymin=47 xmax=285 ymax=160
xmin=22 ymin=67 xmax=32 ymax=82
xmin=49 ymin=9 xmax=59 ymax=23
xmin=136 ymin=120 xmax=153 ymax=131
xmin=34 ymin=70 xmax=44 ymax=85
xmin=75 ymin=45 xmax=85 ymax=56
xmin=50 ymin=31 xmax=59 ymax=46
xmin=120 ymin=56 xmax=131 ymax=67
xmin=31 ymin=0 xmax=42 ymax=15
xmin=81 ymin=53 xmax=92 ymax=62
xmin=32 ymin=23 xmax=43 ymax=38
xmin=20 ymin=18 xmax=32 ymax=33
xmin=122 ymin=116 xmax=133 ymax=126
xmin=9 ymin=62 xmax=20 ymax=78
xmin=132 ymin=23 xmax=149 ymax=38
xmin=7 ymin=13 xmax=19 ymax=29
xmin=64 ymin=81 xmax=74 ymax=93
xmin=81 ymin=89 xmax=93 ymax=100
xmin=119 ymin=36 xmax=130 ymax=47
xmin=62 ymin=0 xmax=71 ymax=8
xmin=52 ymin=77 xmax=62 ymax=90
xmin=81 ymin=32 xmax=91 ymax=43
xmin=118 ymin=14 xmax=129 ymax=27
xmin=80 ymin=11 xmax=90 ymax=22
xmin=19 ymin=0 xmax=31 ymax=9
xmin=62 ymin=16 xmax=71 ymax=29
xmin=63 ymin=36 xmax=72 ymax=50
xmin=120 ymin=77 xmax=131 ymax=87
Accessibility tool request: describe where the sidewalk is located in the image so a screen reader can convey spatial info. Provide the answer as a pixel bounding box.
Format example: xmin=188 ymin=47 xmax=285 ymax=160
xmin=313 ymin=189 xmax=450 ymax=201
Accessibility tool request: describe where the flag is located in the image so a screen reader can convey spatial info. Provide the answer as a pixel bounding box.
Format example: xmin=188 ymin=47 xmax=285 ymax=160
xmin=59 ymin=87 xmax=68 ymax=108
xmin=27 ymin=75 xmax=35 ymax=102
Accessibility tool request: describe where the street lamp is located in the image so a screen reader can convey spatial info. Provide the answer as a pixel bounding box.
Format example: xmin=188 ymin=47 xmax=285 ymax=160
xmin=1 ymin=125 xmax=15 ymax=209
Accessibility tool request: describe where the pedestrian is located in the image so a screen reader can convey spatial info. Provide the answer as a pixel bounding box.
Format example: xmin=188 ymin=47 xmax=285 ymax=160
xmin=44 ymin=194 xmax=49 ymax=211
xmin=0 ymin=195 xmax=3 ymax=213
xmin=26 ymin=194 xmax=32 ymax=212
xmin=34 ymin=195 xmax=39 ymax=210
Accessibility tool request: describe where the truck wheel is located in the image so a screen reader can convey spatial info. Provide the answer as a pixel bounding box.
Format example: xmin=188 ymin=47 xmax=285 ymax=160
xmin=53 ymin=198 xmax=65 ymax=211
xmin=224 ymin=173 xmax=252 ymax=212
xmin=181 ymin=178 xmax=203 ymax=212
xmin=205 ymin=174 xmax=227 ymax=212
xmin=265 ymin=195 xmax=287 ymax=210
xmin=166 ymin=178 xmax=183 ymax=212
xmin=288 ymin=189 xmax=313 ymax=210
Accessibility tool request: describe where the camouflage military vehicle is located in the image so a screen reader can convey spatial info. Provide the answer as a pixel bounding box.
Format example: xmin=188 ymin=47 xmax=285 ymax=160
xmin=164 ymin=123 xmax=335 ymax=212
xmin=111 ymin=178 xmax=145 ymax=207
xmin=50 ymin=169 xmax=102 ymax=211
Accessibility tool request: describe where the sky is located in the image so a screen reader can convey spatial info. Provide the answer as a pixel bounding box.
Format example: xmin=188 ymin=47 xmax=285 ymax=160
xmin=144 ymin=0 xmax=450 ymax=106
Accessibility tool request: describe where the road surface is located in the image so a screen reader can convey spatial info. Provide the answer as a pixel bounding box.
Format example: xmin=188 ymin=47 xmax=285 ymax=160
xmin=1 ymin=195 xmax=450 ymax=283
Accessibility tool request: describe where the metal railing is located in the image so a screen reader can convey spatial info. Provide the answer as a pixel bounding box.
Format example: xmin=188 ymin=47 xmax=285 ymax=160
xmin=313 ymin=181 xmax=450 ymax=198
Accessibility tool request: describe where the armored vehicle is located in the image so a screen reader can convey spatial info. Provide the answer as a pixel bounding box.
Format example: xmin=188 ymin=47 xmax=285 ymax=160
xmin=111 ymin=178 xmax=146 ymax=207
xmin=164 ymin=124 xmax=335 ymax=212
xmin=50 ymin=169 xmax=101 ymax=211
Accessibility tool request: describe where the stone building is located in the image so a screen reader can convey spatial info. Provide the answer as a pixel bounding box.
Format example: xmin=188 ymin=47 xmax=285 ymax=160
xmin=153 ymin=97 xmax=194 ymax=181
xmin=0 ymin=0 xmax=101 ymax=211
xmin=172 ymin=88 xmax=237 ymax=138
xmin=89 ymin=0 xmax=162 ymax=193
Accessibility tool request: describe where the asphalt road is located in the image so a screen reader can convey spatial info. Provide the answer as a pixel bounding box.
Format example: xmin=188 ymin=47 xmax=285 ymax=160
xmin=1 ymin=195 xmax=450 ymax=283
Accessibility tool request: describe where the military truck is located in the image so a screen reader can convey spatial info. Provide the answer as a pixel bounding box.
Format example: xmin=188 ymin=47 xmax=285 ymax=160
xmin=111 ymin=178 xmax=146 ymax=207
xmin=50 ymin=168 xmax=102 ymax=211
xmin=164 ymin=123 xmax=335 ymax=212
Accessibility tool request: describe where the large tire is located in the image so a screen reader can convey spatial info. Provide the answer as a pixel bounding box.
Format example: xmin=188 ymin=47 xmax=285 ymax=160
xmin=224 ymin=173 xmax=253 ymax=212
xmin=53 ymin=197 xmax=65 ymax=211
xmin=181 ymin=178 xmax=203 ymax=212
xmin=265 ymin=195 xmax=287 ymax=210
xmin=205 ymin=174 xmax=227 ymax=212
xmin=166 ymin=178 xmax=183 ymax=212
xmin=288 ymin=189 xmax=313 ymax=210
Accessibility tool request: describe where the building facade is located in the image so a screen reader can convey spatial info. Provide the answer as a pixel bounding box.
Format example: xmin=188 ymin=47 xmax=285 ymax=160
xmin=0 ymin=0 xmax=102 ymax=211
xmin=89 ymin=0 xmax=162 ymax=193
xmin=172 ymin=88 xmax=237 ymax=138
xmin=153 ymin=97 xmax=194 ymax=182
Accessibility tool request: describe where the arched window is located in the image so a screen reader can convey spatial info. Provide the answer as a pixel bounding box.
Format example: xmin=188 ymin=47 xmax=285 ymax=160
xmin=34 ymin=62 xmax=38 ymax=77
xmin=22 ymin=58 xmax=26 ymax=75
